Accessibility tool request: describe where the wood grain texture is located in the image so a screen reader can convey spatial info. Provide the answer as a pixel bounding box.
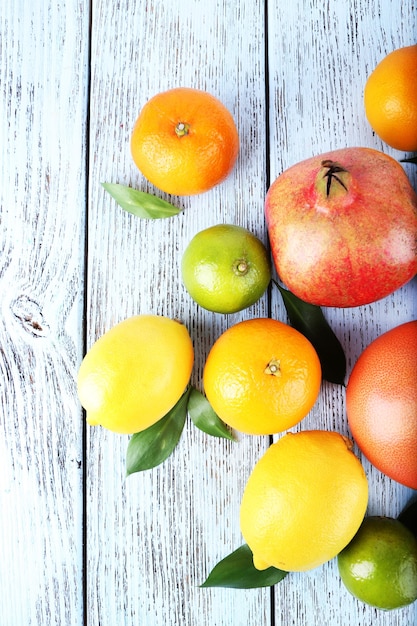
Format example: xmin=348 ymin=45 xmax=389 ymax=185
xmin=0 ymin=0 xmax=89 ymax=624
xmin=1 ymin=0 xmax=416 ymax=624
xmin=86 ymin=0 xmax=271 ymax=624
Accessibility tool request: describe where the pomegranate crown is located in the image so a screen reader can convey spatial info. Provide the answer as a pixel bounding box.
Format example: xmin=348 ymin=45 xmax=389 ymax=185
xmin=321 ymin=160 xmax=348 ymax=197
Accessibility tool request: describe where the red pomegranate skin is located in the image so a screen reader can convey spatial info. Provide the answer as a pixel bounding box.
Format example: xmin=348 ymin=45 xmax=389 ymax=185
xmin=265 ymin=147 xmax=417 ymax=307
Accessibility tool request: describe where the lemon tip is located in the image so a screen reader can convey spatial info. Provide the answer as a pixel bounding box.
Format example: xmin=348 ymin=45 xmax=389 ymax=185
xmin=86 ymin=413 xmax=100 ymax=427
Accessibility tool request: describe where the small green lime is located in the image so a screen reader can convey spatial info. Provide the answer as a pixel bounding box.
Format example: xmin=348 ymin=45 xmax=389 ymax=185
xmin=181 ymin=224 xmax=271 ymax=314
xmin=337 ymin=516 xmax=417 ymax=610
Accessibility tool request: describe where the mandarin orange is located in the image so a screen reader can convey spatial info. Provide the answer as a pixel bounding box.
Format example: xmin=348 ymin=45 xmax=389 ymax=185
xmin=203 ymin=318 xmax=321 ymax=435
xmin=130 ymin=87 xmax=239 ymax=196
xmin=364 ymin=44 xmax=417 ymax=151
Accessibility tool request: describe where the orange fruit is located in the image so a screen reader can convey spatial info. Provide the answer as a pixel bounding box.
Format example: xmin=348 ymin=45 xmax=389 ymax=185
xmin=181 ymin=224 xmax=271 ymax=314
xmin=364 ymin=44 xmax=417 ymax=151
xmin=240 ymin=430 xmax=368 ymax=572
xmin=203 ymin=318 xmax=321 ymax=435
xmin=338 ymin=516 xmax=417 ymax=610
xmin=77 ymin=315 xmax=194 ymax=434
xmin=346 ymin=320 xmax=417 ymax=489
xmin=130 ymin=87 xmax=239 ymax=196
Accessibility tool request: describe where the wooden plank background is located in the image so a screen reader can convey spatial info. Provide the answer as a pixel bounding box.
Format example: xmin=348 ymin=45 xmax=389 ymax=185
xmin=1 ymin=0 xmax=416 ymax=624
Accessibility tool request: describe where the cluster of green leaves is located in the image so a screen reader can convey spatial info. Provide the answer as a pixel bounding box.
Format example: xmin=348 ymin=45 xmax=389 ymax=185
xmin=126 ymin=387 xmax=234 ymax=475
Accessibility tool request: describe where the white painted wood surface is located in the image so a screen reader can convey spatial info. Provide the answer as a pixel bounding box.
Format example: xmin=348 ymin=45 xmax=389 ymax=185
xmin=1 ymin=1 xmax=416 ymax=624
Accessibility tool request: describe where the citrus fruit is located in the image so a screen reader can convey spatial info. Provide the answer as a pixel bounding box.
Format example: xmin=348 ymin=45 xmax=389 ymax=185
xmin=346 ymin=320 xmax=417 ymax=489
xmin=240 ymin=430 xmax=368 ymax=572
xmin=130 ymin=87 xmax=239 ymax=196
xmin=181 ymin=224 xmax=271 ymax=314
xmin=203 ymin=318 xmax=321 ymax=435
xmin=338 ymin=516 xmax=417 ymax=610
xmin=77 ymin=315 xmax=194 ymax=434
xmin=364 ymin=44 xmax=417 ymax=151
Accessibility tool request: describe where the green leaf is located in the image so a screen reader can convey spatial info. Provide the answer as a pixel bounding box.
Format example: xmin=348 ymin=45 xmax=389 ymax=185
xmin=398 ymin=497 xmax=417 ymax=539
xmin=102 ymin=182 xmax=181 ymax=219
xmin=126 ymin=388 xmax=191 ymax=474
xmin=200 ymin=544 xmax=287 ymax=589
xmin=188 ymin=387 xmax=235 ymax=440
xmin=273 ymin=280 xmax=346 ymax=385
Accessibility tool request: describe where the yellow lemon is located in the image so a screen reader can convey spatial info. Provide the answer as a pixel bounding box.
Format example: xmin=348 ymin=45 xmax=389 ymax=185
xmin=240 ymin=430 xmax=368 ymax=572
xmin=77 ymin=315 xmax=194 ymax=434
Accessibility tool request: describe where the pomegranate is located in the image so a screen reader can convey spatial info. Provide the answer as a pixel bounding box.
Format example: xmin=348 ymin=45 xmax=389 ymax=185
xmin=265 ymin=147 xmax=417 ymax=307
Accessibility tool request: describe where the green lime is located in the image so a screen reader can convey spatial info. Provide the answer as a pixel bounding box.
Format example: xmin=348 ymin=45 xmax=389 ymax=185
xmin=181 ymin=224 xmax=271 ymax=314
xmin=337 ymin=516 xmax=417 ymax=610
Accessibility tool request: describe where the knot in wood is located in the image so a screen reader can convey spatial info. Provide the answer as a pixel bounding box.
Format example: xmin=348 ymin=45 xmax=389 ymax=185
xmin=11 ymin=295 xmax=50 ymax=338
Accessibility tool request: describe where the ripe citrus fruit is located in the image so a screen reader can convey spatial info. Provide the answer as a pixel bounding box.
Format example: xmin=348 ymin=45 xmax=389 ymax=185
xmin=130 ymin=87 xmax=239 ymax=196
xmin=77 ymin=315 xmax=194 ymax=434
xmin=338 ymin=516 xmax=417 ymax=610
xmin=181 ymin=224 xmax=271 ymax=314
xmin=203 ymin=318 xmax=321 ymax=435
xmin=364 ymin=44 xmax=417 ymax=151
xmin=346 ymin=320 xmax=417 ymax=489
xmin=240 ymin=430 xmax=368 ymax=572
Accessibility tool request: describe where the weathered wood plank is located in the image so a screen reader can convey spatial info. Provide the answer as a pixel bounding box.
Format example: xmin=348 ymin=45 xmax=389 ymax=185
xmin=86 ymin=0 xmax=271 ymax=624
xmin=0 ymin=0 xmax=89 ymax=624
